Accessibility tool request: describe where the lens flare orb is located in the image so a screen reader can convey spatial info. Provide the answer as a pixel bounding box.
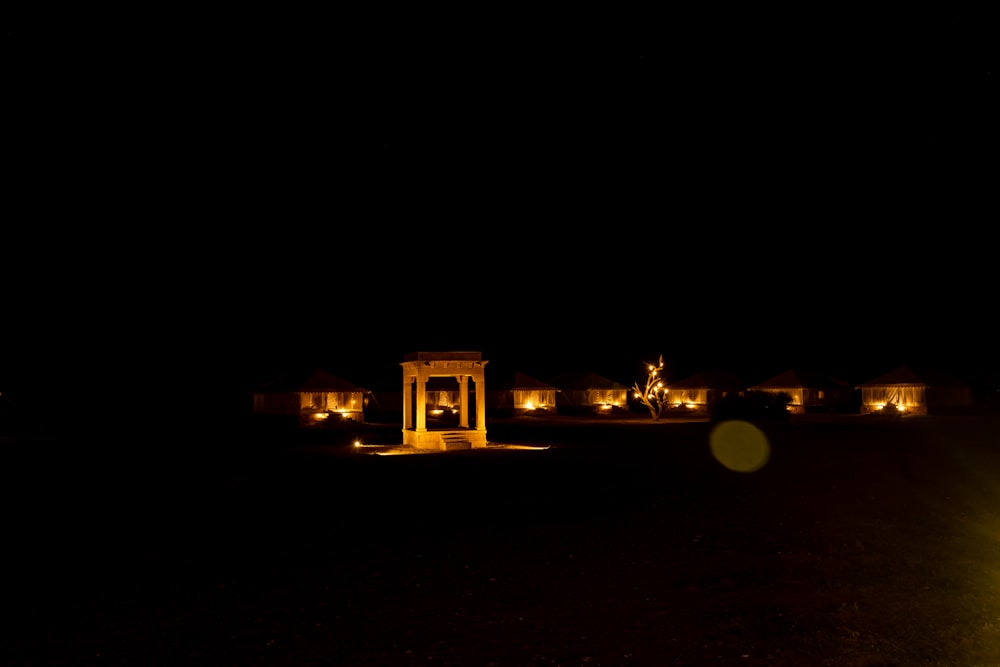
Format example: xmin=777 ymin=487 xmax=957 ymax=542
xmin=709 ymin=419 xmax=771 ymax=473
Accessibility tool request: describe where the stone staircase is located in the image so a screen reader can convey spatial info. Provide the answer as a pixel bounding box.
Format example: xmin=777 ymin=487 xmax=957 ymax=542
xmin=440 ymin=431 xmax=473 ymax=451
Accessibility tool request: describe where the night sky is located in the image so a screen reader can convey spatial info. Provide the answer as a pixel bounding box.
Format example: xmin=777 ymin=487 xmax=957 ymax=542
xmin=5 ymin=9 xmax=997 ymax=424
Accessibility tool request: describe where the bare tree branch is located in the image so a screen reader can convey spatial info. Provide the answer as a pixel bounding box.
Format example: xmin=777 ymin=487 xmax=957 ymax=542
xmin=633 ymin=356 xmax=668 ymax=420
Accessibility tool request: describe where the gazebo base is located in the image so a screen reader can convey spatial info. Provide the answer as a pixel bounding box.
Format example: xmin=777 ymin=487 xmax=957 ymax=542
xmin=402 ymin=429 xmax=488 ymax=450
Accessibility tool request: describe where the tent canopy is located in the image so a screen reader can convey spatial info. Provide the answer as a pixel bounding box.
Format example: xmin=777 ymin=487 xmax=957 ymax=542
xmin=668 ymin=371 xmax=747 ymax=391
xmin=548 ymin=372 xmax=627 ymax=390
xmin=255 ymin=367 xmax=368 ymax=393
xmin=857 ymin=365 xmax=968 ymax=389
xmin=750 ymin=369 xmax=849 ymax=391
xmin=858 ymin=365 xmax=973 ymax=414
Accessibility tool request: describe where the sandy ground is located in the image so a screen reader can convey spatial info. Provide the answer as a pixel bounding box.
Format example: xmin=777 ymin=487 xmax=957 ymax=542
xmin=7 ymin=414 xmax=1000 ymax=665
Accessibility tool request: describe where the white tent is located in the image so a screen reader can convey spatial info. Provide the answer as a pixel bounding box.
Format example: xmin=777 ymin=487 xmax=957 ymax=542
xmin=490 ymin=371 xmax=559 ymax=413
xmin=548 ymin=372 xmax=628 ymax=412
xmin=253 ymin=367 xmax=369 ymax=424
xmin=666 ymin=371 xmax=747 ymax=414
xmin=749 ymin=368 xmax=852 ymax=414
xmin=857 ymin=365 xmax=972 ymax=415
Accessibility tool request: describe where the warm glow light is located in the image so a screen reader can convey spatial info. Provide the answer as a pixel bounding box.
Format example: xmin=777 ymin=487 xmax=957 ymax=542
xmin=872 ymin=402 xmax=910 ymax=413
xmin=685 ymin=403 xmax=696 ymax=409
xmin=371 ymin=444 xmax=551 ymax=456
xmin=498 ymin=444 xmax=551 ymax=451
xmin=353 ymin=441 xmax=361 ymax=447
xmin=313 ymin=412 xmax=329 ymax=421
xmin=525 ymin=401 xmax=535 ymax=410
xmin=430 ymin=409 xmax=444 ymax=416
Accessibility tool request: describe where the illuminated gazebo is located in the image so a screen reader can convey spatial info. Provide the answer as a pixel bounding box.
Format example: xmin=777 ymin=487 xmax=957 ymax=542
xmin=400 ymin=351 xmax=488 ymax=450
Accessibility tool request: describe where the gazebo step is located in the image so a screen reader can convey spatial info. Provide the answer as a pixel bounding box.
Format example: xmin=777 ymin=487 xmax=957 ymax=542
xmin=440 ymin=432 xmax=473 ymax=451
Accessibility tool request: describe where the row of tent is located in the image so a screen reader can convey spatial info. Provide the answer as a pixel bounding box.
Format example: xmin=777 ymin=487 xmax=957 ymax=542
xmin=251 ymin=364 xmax=977 ymax=425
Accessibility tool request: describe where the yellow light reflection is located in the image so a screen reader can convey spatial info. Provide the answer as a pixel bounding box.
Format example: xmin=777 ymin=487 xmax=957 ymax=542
xmin=709 ymin=420 xmax=770 ymax=473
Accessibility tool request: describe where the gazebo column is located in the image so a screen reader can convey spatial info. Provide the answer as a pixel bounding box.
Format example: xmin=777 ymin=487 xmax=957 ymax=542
xmin=415 ymin=375 xmax=427 ymax=432
xmin=475 ymin=371 xmax=486 ymax=438
xmin=458 ymin=376 xmax=469 ymax=428
xmin=402 ymin=376 xmax=413 ymax=431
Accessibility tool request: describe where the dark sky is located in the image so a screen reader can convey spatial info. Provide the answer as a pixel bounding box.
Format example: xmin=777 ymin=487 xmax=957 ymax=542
xmin=5 ymin=9 xmax=997 ymax=411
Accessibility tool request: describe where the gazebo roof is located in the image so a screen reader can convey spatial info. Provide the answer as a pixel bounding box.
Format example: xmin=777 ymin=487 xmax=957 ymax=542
xmin=403 ymin=351 xmax=483 ymax=363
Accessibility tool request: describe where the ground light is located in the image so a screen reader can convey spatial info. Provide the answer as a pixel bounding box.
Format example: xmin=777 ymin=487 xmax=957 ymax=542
xmin=368 ymin=443 xmax=551 ymax=456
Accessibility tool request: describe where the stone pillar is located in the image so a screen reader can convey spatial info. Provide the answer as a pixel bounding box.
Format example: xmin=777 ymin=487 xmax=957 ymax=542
xmin=475 ymin=373 xmax=486 ymax=436
xmin=458 ymin=376 xmax=469 ymax=428
xmin=402 ymin=376 xmax=413 ymax=431
xmin=416 ymin=376 xmax=427 ymax=432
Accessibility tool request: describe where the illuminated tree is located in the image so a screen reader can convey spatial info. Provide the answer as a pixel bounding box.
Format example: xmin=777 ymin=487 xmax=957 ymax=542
xmin=633 ymin=354 xmax=669 ymax=420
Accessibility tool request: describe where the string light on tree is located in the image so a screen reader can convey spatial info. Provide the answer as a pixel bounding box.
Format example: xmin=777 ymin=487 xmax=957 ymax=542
xmin=633 ymin=354 xmax=670 ymax=420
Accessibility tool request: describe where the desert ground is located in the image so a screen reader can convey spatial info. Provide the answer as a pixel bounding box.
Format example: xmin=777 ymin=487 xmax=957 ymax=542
xmin=7 ymin=413 xmax=1000 ymax=666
